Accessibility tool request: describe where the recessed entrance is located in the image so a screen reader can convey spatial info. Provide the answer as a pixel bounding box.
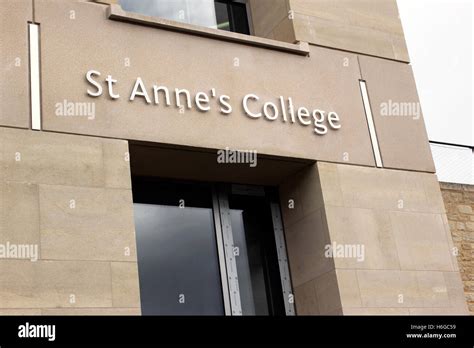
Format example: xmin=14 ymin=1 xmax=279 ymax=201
xmin=132 ymin=177 xmax=294 ymax=316
xmin=129 ymin=142 xmax=309 ymax=315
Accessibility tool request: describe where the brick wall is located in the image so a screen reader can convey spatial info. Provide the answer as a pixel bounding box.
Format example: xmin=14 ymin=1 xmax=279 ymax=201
xmin=440 ymin=182 xmax=474 ymax=314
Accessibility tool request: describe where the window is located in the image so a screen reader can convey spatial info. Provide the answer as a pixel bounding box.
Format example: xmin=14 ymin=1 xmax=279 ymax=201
xmin=119 ymin=0 xmax=250 ymax=35
xmin=133 ymin=178 xmax=295 ymax=316
xmin=214 ymin=0 xmax=250 ymax=34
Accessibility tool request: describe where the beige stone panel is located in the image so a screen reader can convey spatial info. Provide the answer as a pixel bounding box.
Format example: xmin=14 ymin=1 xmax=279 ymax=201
xmin=249 ymin=0 xmax=289 ymax=38
xmin=0 ymin=260 xmax=37 ymax=308
xmin=1 ymin=128 xmax=104 ymax=187
xmin=391 ymin=34 xmax=410 ymax=62
xmin=294 ymin=279 xmax=319 ymax=315
xmin=421 ymin=173 xmax=447 ymax=214
xmin=0 ymin=260 xmax=112 ymax=308
xmin=272 ymin=16 xmax=296 ymax=43
xmin=441 ymin=214 xmax=460 ymax=272
xmin=0 ymin=183 xmax=2 ymax=243
xmin=0 ymin=182 xmax=40 ymax=248
xmin=0 ymin=129 xmax=4 ymax=183
xmin=289 ymin=0 xmax=348 ymax=23
xmin=343 ymin=307 xmax=410 ymax=315
xmin=358 ymin=56 xmax=435 ymax=172
xmin=335 ymin=269 xmax=362 ymax=308
xmin=42 ymin=307 xmax=141 ymax=315
xmin=405 ymin=172 xmax=446 ymax=213
xmin=314 ymin=270 xmax=342 ymax=314
xmin=443 ymin=272 xmax=469 ymax=310
xmin=357 ymin=270 xmax=421 ymax=308
xmin=293 ymin=15 xmax=395 ymax=59
xmin=294 ymin=270 xmax=343 ymax=315
xmin=45 ymin=259 xmax=111 ymax=308
xmin=265 ymin=31 xmax=275 ymax=40
xmin=289 ymin=0 xmax=408 ymax=61
xmin=394 ymin=170 xmax=445 ymax=214
xmin=279 ymin=169 xmax=305 ymax=230
xmin=0 ymin=0 xmax=31 ymax=128
xmin=111 ymin=262 xmax=141 ymax=308
xmin=39 ymin=185 xmax=136 ymax=261
xmin=415 ymin=271 xmax=449 ymax=308
xmin=103 ymin=138 xmax=132 ymax=189
xmin=297 ymin=164 xmax=325 ymax=217
xmin=290 ymin=0 xmax=404 ymax=36
xmin=280 ymin=163 xmax=325 ymax=228
xmin=408 ymin=307 xmax=469 ymax=315
xmin=335 ymin=164 xmax=444 ymax=214
xmin=390 ymin=211 xmax=454 ymax=271
xmin=337 ymin=164 xmax=406 ymax=210
xmin=342 ymin=0 xmax=405 ymax=36
xmin=325 ymin=206 xmax=400 ymax=270
xmin=317 ymin=162 xmax=343 ymax=206
xmin=35 ymin=1 xmax=375 ymax=167
xmin=0 ymin=308 xmax=41 ymax=315
xmin=285 ymin=210 xmax=333 ymax=287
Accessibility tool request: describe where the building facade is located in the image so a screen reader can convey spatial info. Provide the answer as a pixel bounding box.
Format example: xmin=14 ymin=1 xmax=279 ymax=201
xmin=0 ymin=0 xmax=470 ymax=315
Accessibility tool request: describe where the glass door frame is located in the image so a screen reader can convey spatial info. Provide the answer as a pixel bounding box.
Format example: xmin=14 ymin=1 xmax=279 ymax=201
xmin=212 ymin=183 xmax=296 ymax=316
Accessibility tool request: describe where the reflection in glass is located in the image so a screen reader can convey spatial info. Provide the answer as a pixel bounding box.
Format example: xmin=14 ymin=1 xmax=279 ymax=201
xmin=214 ymin=1 xmax=230 ymax=31
xmin=120 ymin=0 xmax=218 ymax=28
xmin=230 ymin=210 xmax=254 ymax=314
xmin=230 ymin=209 xmax=269 ymax=315
xmin=133 ymin=179 xmax=224 ymax=315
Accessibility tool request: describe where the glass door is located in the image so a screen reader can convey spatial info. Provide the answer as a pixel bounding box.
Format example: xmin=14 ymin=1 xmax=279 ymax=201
xmin=216 ymin=184 xmax=295 ymax=316
xmin=133 ymin=178 xmax=225 ymax=315
xmin=132 ymin=178 xmax=295 ymax=316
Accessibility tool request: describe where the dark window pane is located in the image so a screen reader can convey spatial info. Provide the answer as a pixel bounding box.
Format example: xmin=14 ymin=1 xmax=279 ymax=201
xmin=215 ymin=2 xmax=230 ymax=31
xmin=229 ymin=3 xmax=250 ymax=35
xmin=133 ymin=179 xmax=224 ymax=315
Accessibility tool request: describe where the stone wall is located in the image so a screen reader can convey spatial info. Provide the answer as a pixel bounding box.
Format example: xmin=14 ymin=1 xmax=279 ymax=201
xmin=288 ymin=0 xmax=409 ymax=61
xmin=248 ymin=0 xmax=296 ymax=42
xmin=281 ymin=162 xmax=468 ymax=315
xmin=0 ymin=127 xmax=141 ymax=315
xmin=440 ymin=182 xmax=474 ymax=314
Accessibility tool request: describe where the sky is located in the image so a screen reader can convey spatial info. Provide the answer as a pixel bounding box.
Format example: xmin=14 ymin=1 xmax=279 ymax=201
xmin=397 ymin=0 xmax=473 ymax=147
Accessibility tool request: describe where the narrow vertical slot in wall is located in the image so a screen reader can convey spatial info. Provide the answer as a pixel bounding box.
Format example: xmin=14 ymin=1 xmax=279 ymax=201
xmin=28 ymin=23 xmax=42 ymax=131
xmin=359 ymin=80 xmax=383 ymax=168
